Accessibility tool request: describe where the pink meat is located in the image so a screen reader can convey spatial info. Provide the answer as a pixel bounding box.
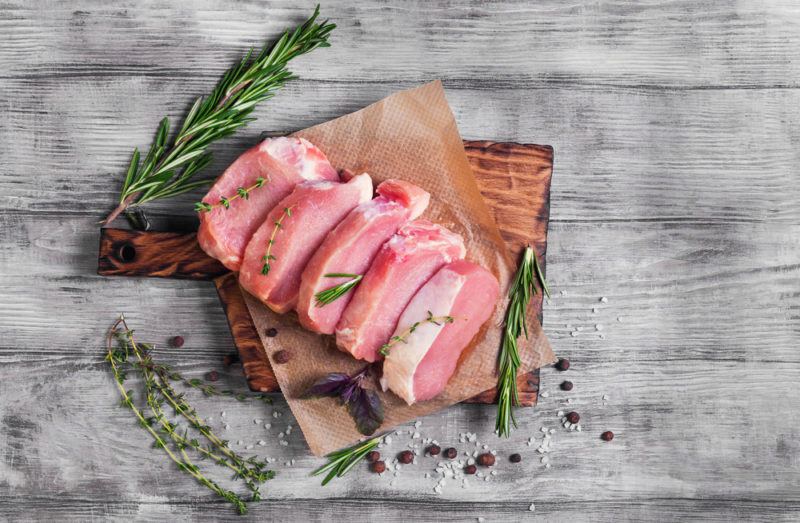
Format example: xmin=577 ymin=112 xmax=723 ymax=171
xmin=335 ymin=220 xmax=466 ymax=362
xmin=239 ymin=174 xmax=373 ymax=313
xmin=381 ymin=260 xmax=500 ymax=405
xmin=197 ymin=137 xmax=338 ymax=271
xmin=296 ymin=180 xmax=431 ymax=334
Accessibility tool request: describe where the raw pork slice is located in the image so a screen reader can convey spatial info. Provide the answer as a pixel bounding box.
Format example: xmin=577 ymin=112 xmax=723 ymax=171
xmin=239 ymin=173 xmax=373 ymax=313
xmin=335 ymin=220 xmax=466 ymax=362
xmin=197 ymin=137 xmax=338 ymax=270
xmin=296 ymin=179 xmax=431 ymax=334
xmin=381 ymin=260 xmax=500 ymax=405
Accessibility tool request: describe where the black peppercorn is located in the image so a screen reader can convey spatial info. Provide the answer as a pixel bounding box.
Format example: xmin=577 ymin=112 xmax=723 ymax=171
xmin=265 ymin=327 xmax=278 ymax=337
xmin=206 ymin=370 xmax=219 ymax=382
xmin=464 ymin=464 xmax=477 ymax=475
xmin=477 ymin=453 xmax=495 ymax=467
xmin=398 ymin=450 xmax=414 ymax=464
xmin=427 ymin=444 xmax=441 ymax=456
xmin=170 ymin=335 xmax=185 ymax=348
xmin=444 ymin=447 xmax=457 ymax=459
xmin=223 ymin=352 xmax=240 ymax=366
xmin=560 ymin=380 xmax=574 ymax=391
xmin=601 ymin=431 xmax=614 ymax=442
xmin=370 ymin=460 xmax=386 ymax=473
xmin=555 ymin=358 xmax=570 ymax=371
xmin=509 ymin=453 xmax=522 ymax=463
xmin=273 ymin=350 xmax=291 ymax=364
xmin=366 ymin=450 xmax=381 ymax=463
xmin=567 ymin=411 xmax=580 ymax=424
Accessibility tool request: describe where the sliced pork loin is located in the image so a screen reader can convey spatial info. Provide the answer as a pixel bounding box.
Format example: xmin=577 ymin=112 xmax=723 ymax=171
xmin=335 ymin=220 xmax=466 ymax=362
xmin=296 ymin=180 xmax=431 ymax=334
xmin=381 ymin=260 xmax=500 ymax=405
xmin=239 ymin=173 xmax=373 ymax=313
xmin=198 ymin=137 xmax=338 ymax=271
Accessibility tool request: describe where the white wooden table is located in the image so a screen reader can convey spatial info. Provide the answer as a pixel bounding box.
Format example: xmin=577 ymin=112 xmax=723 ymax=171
xmin=1 ymin=1 xmax=799 ymax=520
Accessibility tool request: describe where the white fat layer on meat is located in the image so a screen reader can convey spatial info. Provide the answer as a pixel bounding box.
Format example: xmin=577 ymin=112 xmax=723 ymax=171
xmin=381 ymin=267 xmax=466 ymax=404
xmin=262 ymin=137 xmax=330 ymax=181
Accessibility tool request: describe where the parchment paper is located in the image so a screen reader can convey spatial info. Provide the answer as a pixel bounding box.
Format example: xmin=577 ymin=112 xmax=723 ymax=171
xmin=242 ymin=81 xmax=556 ymax=456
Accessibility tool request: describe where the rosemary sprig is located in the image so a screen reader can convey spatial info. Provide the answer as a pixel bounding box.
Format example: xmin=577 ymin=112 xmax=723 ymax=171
xmin=102 ymin=6 xmax=335 ymax=225
xmin=261 ymin=206 xmax=294 ymax=275
xmin=495 ymin=246 xmax=549 ymax=437
xmin=314 ymin=273 xmax=363 ymax=306
xmin=311 ymin=436 xmax=381 ymax=486
xmin=194 ymin=177 xmax=267 ymax=213
xmin=106 ymin=316 xmax=274 ymax=513
xmin=379 ymin=310 xmax=455 ymax=356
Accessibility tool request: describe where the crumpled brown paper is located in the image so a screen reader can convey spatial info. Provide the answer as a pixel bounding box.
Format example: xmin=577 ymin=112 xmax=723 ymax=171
xmin=242 ymin=81 xmax=555 ymax=456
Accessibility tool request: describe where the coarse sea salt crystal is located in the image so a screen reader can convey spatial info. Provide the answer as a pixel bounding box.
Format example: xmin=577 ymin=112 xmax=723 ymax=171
xmin=541 ymin=391 xmax=550 ymax=398
xmin=546 ymin=463 xmax=551 ymax=469
xmin=600 ymin=297 xmax=608 ymax=303
xmin=560 ymin=290 xmax=567 ymax=296
xmin=596 ymin=324 xmax=603 ymax=331
xmin=617 ymin=316 xmax=623 ymax=322
xmin=529 ymin=503 xmax=536 ymax=512
xmin=385 ymin=436 xmax=393 ymax=444
xmin=592 ymin=307 xmax=598 ymax=313
xmin=571 ymin=331 xmax=578 ymax=337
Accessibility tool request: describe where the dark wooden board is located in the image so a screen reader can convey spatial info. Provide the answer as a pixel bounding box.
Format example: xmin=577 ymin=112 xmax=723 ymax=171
xmin=98 ymin=140 xmax=553 ymax=405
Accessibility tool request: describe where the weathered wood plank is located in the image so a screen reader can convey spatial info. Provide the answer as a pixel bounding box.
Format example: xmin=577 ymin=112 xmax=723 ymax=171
xmin=2 ymin=83 xmax=799 ymax=224
xmin=3 ymin=0 xmax=800 ymax=89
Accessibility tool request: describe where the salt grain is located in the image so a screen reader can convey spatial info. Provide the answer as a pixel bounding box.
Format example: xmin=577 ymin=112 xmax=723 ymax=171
xmin=541 ymin=391 xmax=550 ymax=398
xmin=570 ymin=331 xmax=578 ymax=337
xmin=529 ymin=503 xmax=535 ymax=512
xmin=600 ymin=297 xmax=608 ymax=303
xmin=592 ymin=307 xmax=598 ymax=313
xmin=595 ymin=324 xmax=603 ymax=331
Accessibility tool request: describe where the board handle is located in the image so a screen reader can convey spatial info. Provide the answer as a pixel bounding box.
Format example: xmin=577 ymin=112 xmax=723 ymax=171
xmin=98 ymin=228 xmax=228 ymax=280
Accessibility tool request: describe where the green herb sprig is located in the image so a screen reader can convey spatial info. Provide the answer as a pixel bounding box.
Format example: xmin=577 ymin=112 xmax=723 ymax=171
xmin=106 ymin=316 xmax=274 ymax=513
xmin=261 ymin=206 xmax=294 ymax=275
xmin=102 ymin=6 xmax=334 ymax=226
xmin=495 ymin=246 xmax=549 ymax=438
xmin=311 ymin=436 xmax=381 ymax=486
xmin=379 ymin=310 xmax=455 ymax=356
xmin=194 ymin=177 xmax=268 ymax=213
xmin=314 ymin=273 xmax=363 ymax=306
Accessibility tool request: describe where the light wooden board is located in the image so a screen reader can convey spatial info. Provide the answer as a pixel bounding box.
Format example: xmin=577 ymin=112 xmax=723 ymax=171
xmin=1 ymin=0 xmax=800 ymax=520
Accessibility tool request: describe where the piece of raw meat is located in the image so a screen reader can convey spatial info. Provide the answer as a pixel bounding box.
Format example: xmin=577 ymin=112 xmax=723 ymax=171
xmin=296 ymin=179 xmax=431 ymax=334
xmin=380 ymin=260 xmax=500 ymax=404
xmin=197 ymin=137 xmax=338 ymax=271
xmin=335 ymin=220 xmax=466 ymax=362
xmin=239 ymin=173 xmax=373 ymax=313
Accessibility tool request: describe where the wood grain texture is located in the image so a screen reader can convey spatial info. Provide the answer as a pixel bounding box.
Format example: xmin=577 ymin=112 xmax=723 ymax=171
xmin=2 ymin=0 xmax=800 ymax=520
xmin=95 ymin=140 xmax=553 ymax=405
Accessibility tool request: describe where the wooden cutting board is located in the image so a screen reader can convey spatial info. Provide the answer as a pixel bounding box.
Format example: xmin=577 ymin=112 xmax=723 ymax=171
xmin=98 ymin=140 xmax=553 ymax=406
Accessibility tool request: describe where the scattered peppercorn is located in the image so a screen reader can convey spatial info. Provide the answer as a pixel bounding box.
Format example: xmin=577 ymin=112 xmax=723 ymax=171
xmin=370 ymin=460 xmax=386 ymax=474
xmin=427 ymin=444 xmax=441 ymax=456
xmin=560 ymin=380 xmax=574 ymax=391
xmin=444 ymin=447 xmax=457 ymax=459
xmin=567 ymin=411 xmax=580 ymax=424
xmin=223 ymin=352 xmax=240 ymax=366
xmin=170 ymin=335 xmax=184 ymax=348
xmin=601 ymin=431 xmax=614 ymax=441
xmin=464 ymin=464 xmax=477 ymax=475
xmin=206 ymin=370 xmax=219 ymax=382
xmin=398 ymin=450 xmax=414 ymax=464
xmin=265 ymin=327 xmax=278 ymax=337
xmin=477 ymin=453 xmax=496 ymax=467
xmin=366 ymin=450 xmax=381 ymax=463
xmin=555 ymin=358 xmax=570 ymax=371
xmin=272 ymin=350 xmax=291 ymax=364
xmin=509 ymin=453 xmax=522 ymax=463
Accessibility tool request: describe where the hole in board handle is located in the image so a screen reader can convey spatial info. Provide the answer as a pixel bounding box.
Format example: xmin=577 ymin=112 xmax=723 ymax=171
xmin=116 ymin=243 xmax=136 ymax=263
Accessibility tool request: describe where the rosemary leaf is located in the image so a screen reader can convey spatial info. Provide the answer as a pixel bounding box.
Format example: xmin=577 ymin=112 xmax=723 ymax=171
xmin=311 ymin=436 xmax=381 ymax=486
xmin=102 ymin=6 xmax=334 ymax=226
xmin=314 ymin=273 xmax=363 ymax=306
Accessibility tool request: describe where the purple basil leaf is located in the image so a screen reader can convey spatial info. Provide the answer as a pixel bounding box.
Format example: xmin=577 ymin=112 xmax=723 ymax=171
xmin=347 ymin=387 xmax=384 ymax=436
xmin=304 ymin=373 xmax=352 ymax=398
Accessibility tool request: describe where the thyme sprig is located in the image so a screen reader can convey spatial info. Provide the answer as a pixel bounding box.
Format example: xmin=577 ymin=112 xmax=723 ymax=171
xmin=311 ymin=436 xmax=381 ymax=486
xmin=106 ymin=316 xmax=274 ymax=513
xmin=102 ymin=6 xmax=334 ymax=225
xmin=261 ymin=206 xmax=294 ymax=275
xmin=379 ymin=310 xmax=455 ymax=356
xmin=194 ymin=177 xmax=268 ymax=213
xmin=314 ymin=273 xmax=363 ymax=306
xmin=495 ymin=246 xmax=549 ymax=437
